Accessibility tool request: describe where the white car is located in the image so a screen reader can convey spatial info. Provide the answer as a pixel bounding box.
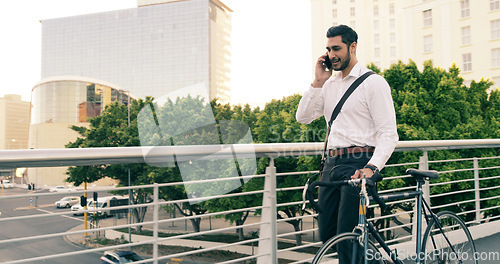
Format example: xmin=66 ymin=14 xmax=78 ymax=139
xmin=71 ymin=201 xmax=89 ymax=216
xmin=1 ymin=180 xmax=14 ymax=189
xmin=55 ymin=196 xmax=80 ymax=208
xmin=49 ymin=185 xmax=76 ymax=192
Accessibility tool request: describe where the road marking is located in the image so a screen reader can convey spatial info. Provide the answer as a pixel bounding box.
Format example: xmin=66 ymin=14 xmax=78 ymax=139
xmin=14 ymin=204 xmax=53 ymax=210
xmin=36 ymin=208 xmax=85 ymax=222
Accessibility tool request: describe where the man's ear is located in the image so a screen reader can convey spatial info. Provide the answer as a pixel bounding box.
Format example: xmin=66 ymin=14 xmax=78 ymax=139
xmin=350 ymin=42 xmax=357 ymax=55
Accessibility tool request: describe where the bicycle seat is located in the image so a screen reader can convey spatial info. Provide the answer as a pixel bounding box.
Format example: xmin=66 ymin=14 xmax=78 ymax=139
xmin=406 ymin=169 xmax=439 ymax=181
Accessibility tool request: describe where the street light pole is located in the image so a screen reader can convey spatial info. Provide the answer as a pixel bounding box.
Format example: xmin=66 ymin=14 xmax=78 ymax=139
xmin=126 ymin=90 xmax=132 ymax=245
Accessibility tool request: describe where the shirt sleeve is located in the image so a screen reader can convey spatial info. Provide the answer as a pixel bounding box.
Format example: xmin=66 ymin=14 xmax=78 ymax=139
xmin=296 ymin=86 xmax=325 ymax=124
xmin=366 ymin=75 xmax=399 ymax=170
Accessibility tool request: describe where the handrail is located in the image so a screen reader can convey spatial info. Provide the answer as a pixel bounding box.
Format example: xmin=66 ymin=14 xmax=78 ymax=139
xmin=0 ymin=140 xmax=498 ymax=264
xmin=1 ymin=139 xmax=500 ymax=169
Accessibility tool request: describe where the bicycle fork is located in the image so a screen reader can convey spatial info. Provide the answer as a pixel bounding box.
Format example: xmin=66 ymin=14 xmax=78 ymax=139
xmin=351 ymin=180 xmax=371 ymax=264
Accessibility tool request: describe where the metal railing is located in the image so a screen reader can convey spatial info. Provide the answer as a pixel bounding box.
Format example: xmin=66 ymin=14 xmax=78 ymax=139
xmin=0 ymin=139 xmax=499 ymax=263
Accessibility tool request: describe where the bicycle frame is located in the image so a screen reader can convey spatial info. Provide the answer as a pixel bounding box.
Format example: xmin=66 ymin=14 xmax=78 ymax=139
xmin=304 ymin=168 xmax=469 ymax=264
xmin=359 ymin=178 xmax=460 ymax=264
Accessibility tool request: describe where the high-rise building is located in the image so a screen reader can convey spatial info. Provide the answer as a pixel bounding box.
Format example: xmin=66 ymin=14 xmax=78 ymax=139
xmin=0 ymin=94 xmax=30 ymax=182
xmin=400 ymin=0 xmax=500 ymax=87
xmin=311 ymin=0 xmax=500 ymax=89
xmin=30 ymin=0 xmax=232 ymax=186
xmin=41 ymin=0 xmax=232 ymax=102
xmin=28 ymin=77 xmax=130 ymax=186
xmin=0 ymin=94 xmax=30 ymax=150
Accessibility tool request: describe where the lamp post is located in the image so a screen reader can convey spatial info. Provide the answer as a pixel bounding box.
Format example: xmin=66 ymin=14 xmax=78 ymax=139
xmin=123 ymin=90 xmax=132 ymax=244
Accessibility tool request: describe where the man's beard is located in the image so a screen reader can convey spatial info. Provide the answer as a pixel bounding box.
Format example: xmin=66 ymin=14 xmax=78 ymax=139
xmin=333 ymin=47 xmax=351 ymax=72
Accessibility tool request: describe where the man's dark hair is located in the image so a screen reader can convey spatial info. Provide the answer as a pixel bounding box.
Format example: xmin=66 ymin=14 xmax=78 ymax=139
xmin=326 ymin=25 xmax=358 ymax=47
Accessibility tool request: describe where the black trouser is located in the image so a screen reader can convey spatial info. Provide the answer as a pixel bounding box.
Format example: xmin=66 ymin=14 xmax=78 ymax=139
xmin=318 ymin=152 xmax=373 ymax=263
xmin=318 ymin=152 xmax=371 ymax=242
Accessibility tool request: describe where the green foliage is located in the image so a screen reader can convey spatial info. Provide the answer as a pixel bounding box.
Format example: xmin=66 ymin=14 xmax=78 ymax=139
xmin=65 ymin=60 xmax=500 ymax=237
xmin=382 ymin=60 xmax=500 ymax=218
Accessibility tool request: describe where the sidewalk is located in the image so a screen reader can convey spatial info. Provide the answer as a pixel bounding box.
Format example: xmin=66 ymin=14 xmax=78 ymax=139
xmin=65 ymin=212 xmax=317 ymax=263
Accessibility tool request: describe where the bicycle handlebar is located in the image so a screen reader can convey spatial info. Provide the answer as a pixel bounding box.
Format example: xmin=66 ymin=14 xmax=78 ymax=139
xmin=302 ymin=172 xmax=388 ymax=213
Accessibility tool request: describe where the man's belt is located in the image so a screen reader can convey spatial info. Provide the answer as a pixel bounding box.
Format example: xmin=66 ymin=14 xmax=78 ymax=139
xmin=328 ymin=146 xmax=375 ymax=157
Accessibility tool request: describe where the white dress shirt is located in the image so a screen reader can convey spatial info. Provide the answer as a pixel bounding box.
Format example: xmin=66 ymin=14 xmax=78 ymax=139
xmin=296 ymin=62 xmax=398 ymax=170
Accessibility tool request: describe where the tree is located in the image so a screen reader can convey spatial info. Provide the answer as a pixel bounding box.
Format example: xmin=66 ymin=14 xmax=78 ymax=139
xmin=200 ymin=100 xmax=262 ymax=240
xmin=251 ymin=94 xmax=326 ymax=245
xmin=382 ymin=60 xmax=500 ymax=219
xmin=66 ymin=98 xmax=156 ymax=232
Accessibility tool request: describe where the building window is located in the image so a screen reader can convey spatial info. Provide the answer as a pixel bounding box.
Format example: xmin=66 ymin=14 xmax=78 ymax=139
xmin=492 ymin=19 xmax=500 ymax=39
xmin=389 ymin=18 xmax=396 ymax=29
xmin=350 ymin=0 xmax=355 ymax=2
xmin=424 ymin=35 xmax=433 ymax=52
xmin=461 ymin=26 xmax=471 ymax=45
xmin=350 ymin=20 xmax=356 ymax=29
xmin=374 ymin=34 xmax=380 ymax=45
xmin=390 ymin=32 xmax=396 ymax=43
xmin=374 ymin=6 xmax=379 ymax=16
xmin=374 ymin=20 xmax=380 ymax=31
xmin=350 ymin=7 xmax=356 ymax=16
xmin=461 ymin=0 xmax=470 ymax=18
xmin=389 ymin=4 xmax=395 ymax=15
xmin=463 ymin=53 xmax=472 ymax=72
xmin=493 ymin=77 xmax=500 ymax=89
xmin=390 ymin=46 xmax=396 ymax=57
xmin=374 ymin=47 xmax=380 ymax=58
xmin=423 ymin=9 xmax=432 ymax=27
xmin=332 ymin=0 xmax=337 ymax=4
xmin=491 ymin=0 xmax=500 ymax=11
xmin=332 ymin=9 xmax=337 ymax=18
xmin=492 ymin=48 xmax=500 ymax=67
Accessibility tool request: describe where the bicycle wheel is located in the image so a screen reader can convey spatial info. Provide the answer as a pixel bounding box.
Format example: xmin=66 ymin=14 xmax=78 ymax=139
xmin=312 ymin=232 xmax=385 ymax=264
xmin=422 ymin=211 xmax=477 ymax=264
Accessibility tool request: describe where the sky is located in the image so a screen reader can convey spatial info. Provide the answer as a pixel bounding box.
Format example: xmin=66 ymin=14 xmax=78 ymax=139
xmin=0 ymin=0 xmax=312 ymax=108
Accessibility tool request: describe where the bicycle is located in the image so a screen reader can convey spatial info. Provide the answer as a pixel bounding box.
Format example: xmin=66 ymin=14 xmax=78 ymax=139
xmin=302 ymin=168 xmax=477 ymax=264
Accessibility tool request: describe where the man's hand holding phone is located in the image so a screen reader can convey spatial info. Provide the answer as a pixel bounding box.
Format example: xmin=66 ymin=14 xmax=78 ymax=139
xmin=312 ymin=53 xmax=333 ymax=88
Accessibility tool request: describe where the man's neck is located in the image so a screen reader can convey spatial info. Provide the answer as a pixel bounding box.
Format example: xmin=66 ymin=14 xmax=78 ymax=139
xmin=340 ymin=59 xmax=358 ymax=79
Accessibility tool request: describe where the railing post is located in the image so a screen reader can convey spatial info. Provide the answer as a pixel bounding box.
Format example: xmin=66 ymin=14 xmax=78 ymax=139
xmin=153 ymin=183 xmax=159 ymax=264
xmin=257 ymin=157 xmax=277 ymax=264
xmin=473 ymin=158 xmax=482 ymax=223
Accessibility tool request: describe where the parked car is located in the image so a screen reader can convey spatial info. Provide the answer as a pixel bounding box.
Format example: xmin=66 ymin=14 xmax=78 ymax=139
xmin=55 ymin=196 xmax=80 ymax=208
xmin=1 ymin=180 xmax=14 ymax=189
xmin=100 ymin=250 xmax=142 ymax=263
xmin=49 ymin=185 xmax=76 ymax=192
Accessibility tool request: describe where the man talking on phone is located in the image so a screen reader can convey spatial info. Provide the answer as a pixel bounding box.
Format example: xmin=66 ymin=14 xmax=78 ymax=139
xmin=296 ymin=25 xmax=398 ymax=261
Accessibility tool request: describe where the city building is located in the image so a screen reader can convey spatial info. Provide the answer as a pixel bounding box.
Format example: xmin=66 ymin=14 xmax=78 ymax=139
xmin=0 ymin=94 xmax=30 ymax=150
xmin=311 ymin=0 xmax=500 ymax=89
xmin=41 ymin=0 xmax=232 ymax=102
xmin=0 ymin=94 xmax=30 ymax=182
xmin=27 ymin=77 xmax=130 ymax=186
xmin=29 ymin=0 xmax=232 ymax=186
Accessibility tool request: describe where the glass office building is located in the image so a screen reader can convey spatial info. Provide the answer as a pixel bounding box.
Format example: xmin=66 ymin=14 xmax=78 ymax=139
xmin=31 ymin=77 xmax=130 ymax=125
xmin=28 ymin=77 xmax=130 ymax=186
xmin=30 ymin=0 xmax=232 ymax=186
xmin=41 ymin=0 xmax=232 ymax=102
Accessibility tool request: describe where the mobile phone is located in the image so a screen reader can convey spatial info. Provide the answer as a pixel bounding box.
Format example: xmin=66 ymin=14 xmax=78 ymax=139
xmin=323 ymin=54 xmax=332 ymax=70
